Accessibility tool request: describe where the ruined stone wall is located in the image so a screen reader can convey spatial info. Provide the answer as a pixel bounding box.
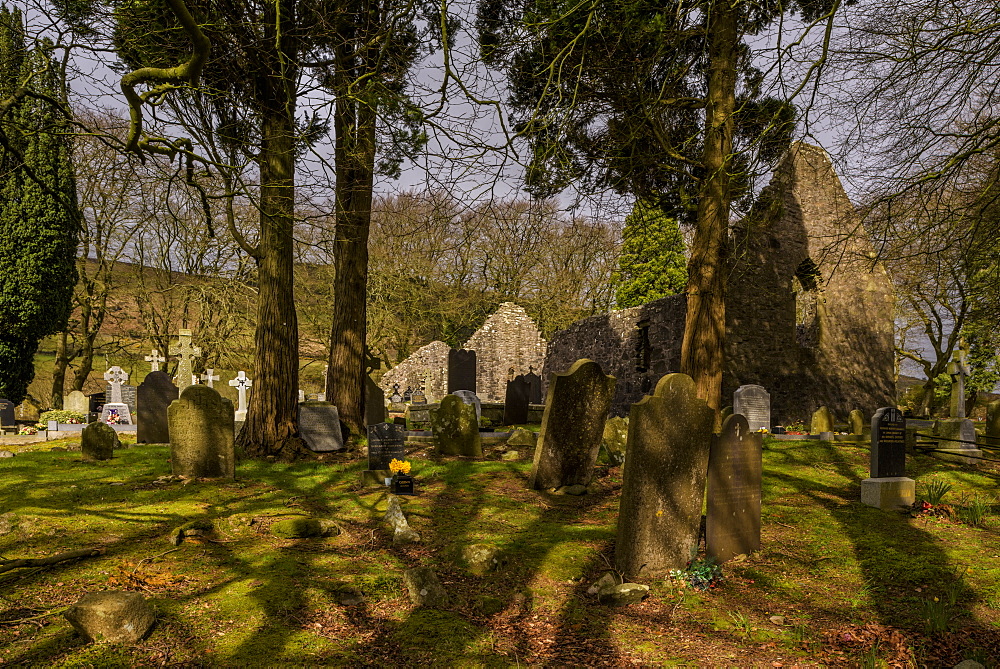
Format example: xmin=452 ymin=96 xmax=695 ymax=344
xmin=379 ymin=340 xmax=450 ymax=402
xmin=463 ymin=302 xmax=548 ymax=401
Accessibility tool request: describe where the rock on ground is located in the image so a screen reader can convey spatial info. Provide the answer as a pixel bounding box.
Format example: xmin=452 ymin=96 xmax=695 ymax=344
xmin=63 ymin=591 xmax=155 ymax=643
xmin=597 ymin=583 xmax=650 ymax=606
xmin=403 ymin=566 xmax=450 ymax=607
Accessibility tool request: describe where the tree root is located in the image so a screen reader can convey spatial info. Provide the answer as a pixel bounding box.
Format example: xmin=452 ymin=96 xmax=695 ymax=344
xmin=0 ymin=547 xmax=103 ymax=574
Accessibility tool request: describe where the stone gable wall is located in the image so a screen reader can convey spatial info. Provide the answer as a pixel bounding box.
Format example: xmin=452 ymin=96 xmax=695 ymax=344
xmin=463 ymin=302 xmax=548 ymax=401
xmin=379 ymin=340 xmax=450 ymax=402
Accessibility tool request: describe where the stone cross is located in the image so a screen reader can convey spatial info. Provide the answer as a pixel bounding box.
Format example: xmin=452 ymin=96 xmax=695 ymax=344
xmin=201 ymin=369 xmax=220 ymax=388
xmin=229 ymin=371 xmax=252 ymax=419
xmin=948 ymin=341 xmax=971 ymax=419
xmin=171 ymin=329 xmax=202 ymax=392
xmin=103 ymin=366 xmax=129 ymax=404
xmin=144 ymin=349 xmax=166 ymax=372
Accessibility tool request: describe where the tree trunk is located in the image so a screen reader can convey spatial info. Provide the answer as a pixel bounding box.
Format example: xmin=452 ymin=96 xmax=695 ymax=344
xmin=236 ymin=38 xmax=309 ymax=460
xmin=50 ymin=330 xmax=70 ymax=408
xmin=680 ymin=0 xmax=737 ymax=420
xmin=327 ymin=30 xmax=378 ymax=440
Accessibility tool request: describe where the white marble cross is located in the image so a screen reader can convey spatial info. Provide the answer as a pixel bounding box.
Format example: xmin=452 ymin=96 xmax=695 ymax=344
xmin=201 ymin=369 xmax=220 ymax=388
xmin=229 ymin=371 xmax=252 ymax=419
xmin=103 ymin=366 xmax=129 ymax=404
xmin=171 ymin=329 xmax=202 ymax=392
xmin=144 ymin=349 xmax=166 ymax=372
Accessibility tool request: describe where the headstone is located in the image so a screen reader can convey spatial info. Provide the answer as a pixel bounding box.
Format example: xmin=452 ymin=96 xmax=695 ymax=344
xmin=601 ymin=416 xmax=628 ymax=466
xmin=298 ymin=402 xmax=344 ymax=452
xmin=228 ymin=371 xmax=252 ymax=421
xmin=529 ymin=359 xmax=616 ymax=490
xmin=849 ymin=409 xmax=866 ymax=436
xmin=167 ymin=385 xmax=235 ymax=478
xmin=365 ymin=376 xmax=387 ymax=426
xmin=452 ymin=390 xmax=482 ymax=423
xmin=136 ymin=371 xmax=178 ymax=444
xmin=101 ymin=367 xmax=133 ymax=425
xmin=104 ymin=383 xmax=137 ymax=420
xmin=987 ymin=400 xmax=1000 ymax=441
xmin=145 ymin=349 xmax=166 ymax=372
xmin=870 ymin=407 xmax=906 ymax=477
xmin=411 ymin=388 xmax=427 ymax=405
xmin=504 ymin=375 xmax=530 ymax=425
xmin=81 ymin=421 xmax=119 ymax=460
xmin=933 ymin=417 xmax=982 ymax=463
xmin=525 ymin=369 xmax=543 ymax=404
xmin=0 ymin=398 xmax=16 ymax=426
xmin=200 ymin=369 xmax=220 ymax=388
xmin=403 ymin=387 xmax=413 ymax=403
xmin=64 ymin=390 xmax=89 ymax=416
xmin=811 ymin=406 xmax=834 ymax=434
xmin=733 ymin=384 xmax=770 ymax=433
xmin=614 ymin=373 xmax=712 ymax=577
xmin=389 ymin=384 xmax=403 ymax=404
xmin=707 ymin=414 xmax=762 ymax=564
xmin=171 ymin=329 xmax=202 ymax=392
xmin=447 ymin=349 xmax=477 ymax=394
xmin=367 ymin=422 xmax=406 ymax=470
xmin=431 ymin=394 xmax=483 ymax=457
xmin=948 ymin=342 xmax=971 ymax=418
xmin=298 ymin=389 xmax=305 ymax=402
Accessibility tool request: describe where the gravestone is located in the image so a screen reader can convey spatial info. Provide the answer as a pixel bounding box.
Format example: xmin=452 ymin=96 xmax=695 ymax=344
xmin=849 ymin=409 xmax=866 ymax=436
xmin=733 ymin=384 xmax=770 ymax=433
xmin=167 ymin=385 xmax=235 ymax=478
xmin=614 ymin=373 xmax=713 ymax=578
xmin=504 ymin=375 xmax=530 ymax=425
xmin=200 ymin=369 xmax=220 ymax=388
xmin=365 ymin=376 xmax=387 ymax=426
xmin=811 ymin=406 xmax=834 ymax=434
xmin=525 ymin=369 xmax=543 ymax=404
xmin=81 ymin=421 xmax=119 ymax=460
xmin=0 ymin=398 xmax=16 ymax=427
xmin=431 ymin=394 xmax=483 ymax=457
xmin=104 ymin=383 xmax=137 ymax=420
xmin=367 ymin=422 xmax=406 ymax=470
xmin=403 ymin=387 xmax=413 ymax=403
xmin=411 ymin=388 xmax=427 ymax=405
xmin=228 ymin=371 xmax=252 ymax=422
xmin=988 ymin=400 xmax=1000 ymax=441
xmin=948 ymin=343 xmax=970 ymax=418
xmin=529 ymin=359 xmax=616 ymax=490
xmin=861 ymin=407 xmax=915 ymax=510
xmin=933 ymin=417 xmax=982 ymax=464
xmin=389 ymin=384 xmax=403 ymax=404
xmin=447 ymin=349 xmax=477 ymax=393
xmin=137 ymin=371 xmax=178 ymax=444
xmin=64 ymin=390 xmax=89 ymax=416
xmin=145 ymin=349 xmax=166 ymax=372
xmin=601 ymin=416 xmax=628 ymax=466
xmin=707 ymin=414 xmax=762 ymax=564
xmin=452 ymin=390 xmax=482 ymax=423
xmin=101 ymin=367 xmax=133 ymax=425
xmin=299 ymin=402 xmax=344 ymax=452
xmin=171 ymin=329 xmax=202 ymax=392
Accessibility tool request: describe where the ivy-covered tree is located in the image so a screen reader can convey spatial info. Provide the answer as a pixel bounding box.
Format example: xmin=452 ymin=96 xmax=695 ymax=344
xmin=0 ymin=5 xmax=79 ymax=404
xmin=613 ymin=201 xmax=687 ymax=308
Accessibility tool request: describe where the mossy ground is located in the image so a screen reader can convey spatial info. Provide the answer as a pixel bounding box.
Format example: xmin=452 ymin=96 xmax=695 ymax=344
xmin=1 ymin=437 xmax=999 ymax=666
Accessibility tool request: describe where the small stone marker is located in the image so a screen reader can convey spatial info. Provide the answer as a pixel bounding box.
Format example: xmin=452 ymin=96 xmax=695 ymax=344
xmin=144 ymin=349 xmax=166 ymax=372
xmin=64 ymin=390 xmax=89 ymax=416
xmin=707 ymin=414 xmax=762 ymax=564
xmin=0 ymin=398 xmax=15 ymax=426
xmin=298 ymin=402 xmax=344 ymax=452
xmin=447 ymin=348 xmax=477 ymax=393
xmin=389 ymin=384 xmax=403 ymax=404
xmin=82 ymin=422 xmax=119 ymax=460
xmin=101 ymin=367 xmax=133 ymax=425
xmin=136 ymin=371 xmax=178 ymax=444
xmin=168 ymin=385 xmax=235 ymax=478
xmin=811 ymin=406 xmax=834 ymax=434
xmin=200 ymin=369 xmax=220 ymax=388
xmin=525 ymin=368 xmax=543 ymax=404
xmin=614 ymin=373 xmax=713 ymax=577
xmin=452 ymin=390 xmax=482 ymax=423
xmin=733 ymin=384 xmax=770 ymax=433
xmin=228 ymin=371 xmax=252 ymax=421
xmin=849 ymin=409 xmax=866 ymax=436
xmin=431 ymin=394 xmax=483 ymax=457
xmin=367 ymin=422 xmax=406 ymax=470
xmin=504 ymin=375 xmax=530 ymax=425
xmin=365 ymin=376 xmax=386 ymax=426
xmin=403 ymin=566 xmax=449 ymax=607
xmin=171 ymin=329 xmax=202 ymax=392
xmin=64 ymin=591 xmax=155 ymax=643
xmin=861 ymin=407 xmax=915 ymax=510
xmin=529 ymin=359 xmax=616 ymax=490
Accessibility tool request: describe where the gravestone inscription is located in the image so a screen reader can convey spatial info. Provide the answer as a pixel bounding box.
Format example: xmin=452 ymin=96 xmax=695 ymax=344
xmin=871 ymin=407 xmax=906 ymax=478
xmin=0 ymin=398 xmax=15 ymax=426
xmin=447 ymin=349 xmax=477 ymax=394
xmin=504 ymin=375 xmax=530 ymax=425
xmin=299 ymin=402 xmax=344 ymax=452
xmin=733 ymin=384 xmax=769 ymax=433
xmin=137 ymin=371 xmax=178 ymax=444
xmin=367 ymin=422 xmax=406 ymax=470
xmin=707 ymin=414 xmax=762 ymax=564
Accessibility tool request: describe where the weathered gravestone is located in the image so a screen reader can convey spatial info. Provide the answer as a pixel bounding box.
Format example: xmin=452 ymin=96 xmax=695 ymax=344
xmin=366 ymin=376 xmax=387 ymax=426
xmin=64 ymin=390 xmax=89 ymax=417
xmin=733 ymin=384 xmax=770 ymax=433
xmin=168 ymin=385 xmax=235 ymax=478
xmin=811 ymin=406 xmax=834 ymax=435
xmin=298 ymin=402 xmax=344 ymax=452
xmin=431 ymin=394 xmax=483 ymax=457
xmin=447 ymin=349 xmax=477 ymax=394
xmin=861 ymin=407 xmax=914 ymax=510
xmin=81 ymin=421 xmax=119 ymax=460
xmin=849 ymin=409 xmax=866 ymax=437
xmin=933 ymin=416 xmax=982 ymax=464
xmin=0 ymin=398 xmax=15 ymax=427
xmin=601 ymin=416 xmax=628 ymax=466
xmin=137 ymin=372 xmax=178 ymax=444
xmin=171 ymin=329 xmax=202 ymax=392
xmin=367 ymin=422 xmax=406 ymax=470
xmin=452 ymin=390 xmax=482 ymax=423
xmin=504 ymin=375 xmax=530 ymax=425
xmin=529 ymin=359 xmax=616 ymax=490
xmin=707 ymin=414 xmax=762 ymax=564
xmin=988 ymin=400 xmax=1000 ymax=441
xmin=525 ymin=369 xmax=542 ymax=405
xmin=614 ymin=373 xmax=712 ymax=577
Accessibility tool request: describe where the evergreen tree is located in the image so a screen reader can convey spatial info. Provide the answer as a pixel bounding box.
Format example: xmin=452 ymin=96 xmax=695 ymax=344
xmin=0 ymin=5 xmax=80 ymax=403
xmin=614 ymin=201 xmax=687 ymax=308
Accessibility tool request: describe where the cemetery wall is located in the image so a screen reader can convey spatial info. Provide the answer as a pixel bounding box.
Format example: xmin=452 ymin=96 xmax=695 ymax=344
xmin=462 ymin=302 xmax=548 ymax=401
xmin=545 ymin=143 xmax=896 ymax=423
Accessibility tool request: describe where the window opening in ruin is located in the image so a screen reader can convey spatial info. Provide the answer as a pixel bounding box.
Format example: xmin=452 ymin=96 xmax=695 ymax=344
xmin=793 ymin=258 xmax=822 ymax=348
xmin=636 ymin=320 xmax=652 ymax=372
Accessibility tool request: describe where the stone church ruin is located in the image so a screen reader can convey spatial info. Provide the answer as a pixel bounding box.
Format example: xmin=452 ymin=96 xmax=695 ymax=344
xmin=545 ymin=143 xmax=895 ymax=424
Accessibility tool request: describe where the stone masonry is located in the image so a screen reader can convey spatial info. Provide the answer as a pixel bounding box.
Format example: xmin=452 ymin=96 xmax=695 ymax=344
xmin=380 ymin=340 xmax=450 ymax=403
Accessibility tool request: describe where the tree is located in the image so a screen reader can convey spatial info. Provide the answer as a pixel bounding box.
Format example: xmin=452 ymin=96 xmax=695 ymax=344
xmin=478 ymin=0 xmax=838 ymax=413
xmin=0 ymin=5 xmax=79 ymax=403
xmin=613 ymin=201 xmax=687 ymax=308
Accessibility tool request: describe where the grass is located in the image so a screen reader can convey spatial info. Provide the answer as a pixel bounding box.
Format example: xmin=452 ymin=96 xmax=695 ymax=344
xmin=1 ymin=436 xmax=1000 ymax=666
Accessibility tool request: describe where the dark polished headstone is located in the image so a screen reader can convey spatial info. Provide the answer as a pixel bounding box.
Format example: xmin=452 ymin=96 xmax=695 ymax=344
xmin=299 ymin=402 xmax=344 ymax=452
xmin=447 ymin=349 xmax=477 ymax=394
xmin=368 ymin=422 xmax=405 ymax=470
xmin=504 ymin=375 xmax=530 ymax=425
xmin=871 ymin=407 xmax=906 ymax=477
xmin=525 ymin=372 xmax=542 ymax=404
xmin=137 ymin=372 xmax=178 ymax=443
xmin=0 ymin=398 xmax=14 ymax=426
xmin=365 ymin=376 xmax=387 ymax=426
xmin=707 ymin=414 xmax=762 ymax=564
